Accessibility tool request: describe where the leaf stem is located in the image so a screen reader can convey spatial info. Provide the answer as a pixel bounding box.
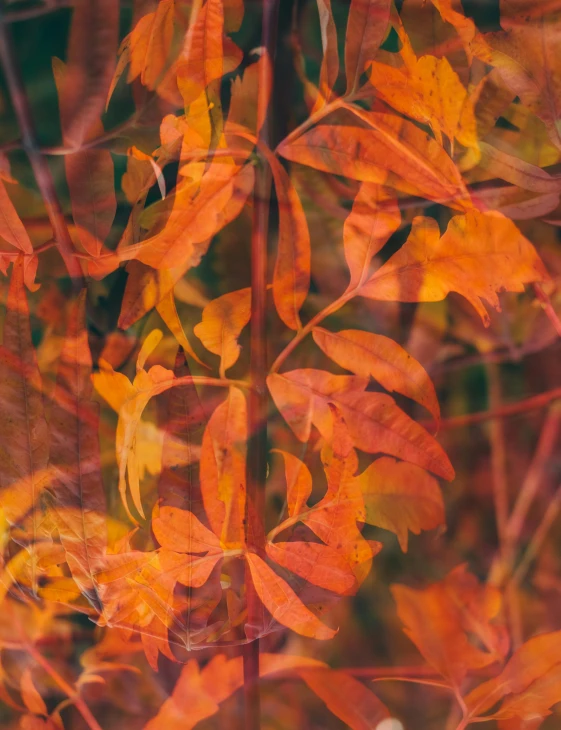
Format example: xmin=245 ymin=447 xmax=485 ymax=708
xmin=270 ymin=291 xmax=355 ymax=373
xmin=422 ymin=386 xmax=561 ymax=431
xmin=0 ymin=15 xmax=85 ymax=291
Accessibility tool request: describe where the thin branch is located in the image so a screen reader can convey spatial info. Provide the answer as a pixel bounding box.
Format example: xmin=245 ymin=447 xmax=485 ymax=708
xmin=509 ymin=481 xmax=561 ymax=589
xmin=489 ymin=405 xmax=561 ymax=585
xmin=487 ymin=364 xmax=509 ymax=559
xmin=423 ymin=386 xmax=561 ymax=431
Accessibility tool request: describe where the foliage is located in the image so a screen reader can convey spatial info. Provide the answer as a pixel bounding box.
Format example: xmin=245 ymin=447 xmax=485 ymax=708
xmin=0 ymin=0 xmax=560 ymax=728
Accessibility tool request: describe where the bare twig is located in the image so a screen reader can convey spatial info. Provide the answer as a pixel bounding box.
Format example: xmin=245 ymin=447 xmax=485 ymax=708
xmin=423 ymin=386 xmax=561 ymax=431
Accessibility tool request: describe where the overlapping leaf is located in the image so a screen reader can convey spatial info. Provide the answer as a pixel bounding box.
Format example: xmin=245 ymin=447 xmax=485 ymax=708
xmin=267 ymin=369 xmax=454 ymax=479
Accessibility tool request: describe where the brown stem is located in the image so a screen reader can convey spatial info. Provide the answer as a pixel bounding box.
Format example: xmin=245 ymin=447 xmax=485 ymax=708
xmin=0 ymin=16 xmax=84 ymax=290
xmin=244 ymin=2 xmax=280 ymax=729
xmin=423 ymin=386 xmax=561 ymax=431
xmin=489 ymin=405 xmax=561 ymax=585
xmin=487 ymin=364 xmax=509 ymax=559
xmin=509 ymin=480 xmax=561 ymax=589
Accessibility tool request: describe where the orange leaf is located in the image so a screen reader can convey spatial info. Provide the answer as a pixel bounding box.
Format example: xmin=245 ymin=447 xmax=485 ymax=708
xmin=268 ymin=153 xmax=311 ymax=330
xmin=392 ymin=565 xmax=508 ymax=686
xmin=368 ymin=55 xmax=478 ymax=151
xmin=273 ymin=449 xmax=312 ymax=517
xmin=156 ymin=290 xmax=207 ymax=367
xmin=132 ymin=162 xmax=254 ymax=270
xmin=175 ymin=0 xmax=226 ymax=107
xmin=360 ymin=210 xmax=550 ymax=325
xmin=194 ymin=288 xmax=251 ymax=376
xmin=266 ymin=541 xmax=356 ymax=594
xmin=20 ymin=668 xmax=47 ymax=716
xmin=298 ymin=668 xmax=390 ymax=730
xmin=278 ymin=117 xmax=470 ymax=207
xmin=345 ymin=0 xmax=391 ymax=92
xmin=93 ymin=330 xmax=175 ymax=522
xmin=353 ymin=457 xmax=445 ymax=551
xmin=267 ymin=369 xmax=454 ymax=479
xmin=144 ymin=653 xmax=328 ymax=730
xmin=128 ymin=0 xmax=175 ymax=90
xmin=200 ymin=388 xmax=247 ymax=547
xmin=464 ymin=630 xmax=561 ymax=722
xmin=313 ymin=0 xmax=339 ymax=110
xmin=0 ymin=180 xmax=33 ymax=253
xmin=472 ymin=3 xmax=561 ymax=149
xmin=313 ymin=327 xmax=439 ymax=419
xmin=245 ymin=552 xmax=336 ymax=639
xmin=153 ymin=505 xmax=222 ymax=554
xmin=343 ymin=182 xmax=401 ymax=291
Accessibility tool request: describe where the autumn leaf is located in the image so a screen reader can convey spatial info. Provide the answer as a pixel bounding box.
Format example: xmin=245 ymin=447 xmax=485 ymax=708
xmin=128 ymin=0 xmax=175 ymax=91
xmin=20 ymin=667 xmax=47 ymax=716
xmin=265 ymin=541 xmax=356 ymax=594
xmin=0 ymin=180 xmax=33 ymax=254
xmin=392 ymin=565 xmax=509 ymax=686
xmin=199 ymin=387 xmax=247 ymax=547
xmin=368 ymin=55 xmax=478 ymax=151
xmin=313 ymin=0 xmax=339 ymax=110
xmin=297 ymin=667 xmax=390 ymax=730
xmin=312 ymin=327 xmax=440 ymax=419
xmin=174 ymin=0 xmax=227 ymax=108
xmin=144 ymin=653 xmax=387 ymax=730
xmin=345 ymin=0 xmax=391 ymax=93
xmin=269 ymin=413 xmax=379 ymax=588
xmin=464 ymin=630 xmax=561 ymax=724
xmin=360 ymin=210 xmax=550 ymax=325
xmin=93 ymin=330 xmax=175 ymax=521
xmin=245 ymin=552 xmax=336 ymax=639
xmin=194 ymin=288 xmax=251 ymax=376
xmin=267 ymin=151 xmax=311 ymax=330
xmin=267 ymin=369 xmax=454 ymax=479
xmin=353 ymin=457 xmax=444 ymax=551
xmin=278 ymin=116 xmax=470 ymax=207
xmin=131 ymin=162 xmax=254 ymax=271
xmin=273 ymin=449 xmax=312 ymax=518
xmin=472 ymin=1 xmax=561 ymax=149
xmin=343 ymin=182 xmax=401 ymax=291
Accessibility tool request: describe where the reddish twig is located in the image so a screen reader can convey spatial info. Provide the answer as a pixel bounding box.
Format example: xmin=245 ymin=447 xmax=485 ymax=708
xmin=423 ymin=387 xmax=561 ymax=431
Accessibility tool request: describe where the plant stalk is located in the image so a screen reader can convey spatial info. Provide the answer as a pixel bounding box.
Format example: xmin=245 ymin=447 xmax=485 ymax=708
xmin=244 ymin=1 xmax=280 ymax=729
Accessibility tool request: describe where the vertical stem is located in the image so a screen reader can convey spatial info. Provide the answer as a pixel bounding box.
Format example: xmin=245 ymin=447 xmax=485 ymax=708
xmin=486 ymin=363 xmax=522 ymax=645
xmin=0 ymin=15 xmax=84 ymax=291
xmin=487 ymin=363 xmax=509 ymax=560
xmin=244 ymin=2 xmax=279 ymax=730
